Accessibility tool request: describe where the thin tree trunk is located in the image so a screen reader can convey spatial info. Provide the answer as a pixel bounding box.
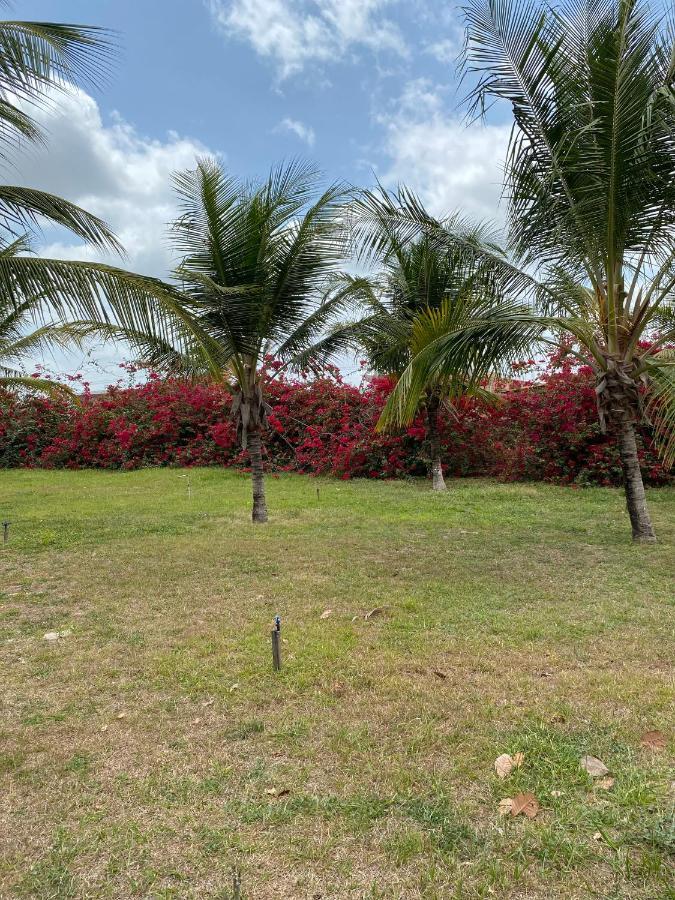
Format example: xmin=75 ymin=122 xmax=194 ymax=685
xmin=426 ymin=393 xmax=446 ymax=492
xmin=617 ymin=420 xmax=655 ymax=543
xmin=248 ymin=427 xmax=268 ymax=524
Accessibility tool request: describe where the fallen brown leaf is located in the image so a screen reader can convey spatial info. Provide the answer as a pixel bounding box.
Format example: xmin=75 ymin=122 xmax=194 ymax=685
xmin=580 ymin=755 xmax=609 ymax=777
xmin=495 ymin=753 xmax=515 ymax=779
xmin=511 ymin=792 xmax=540 ymax=818
xmin=640 ymin=730 xmax=667 ymax=751
xmin=319 ymin=609 xmax=333 ymax=619
xmin=494 ymin=751 xmax=524 ymax=779
xmin=364 ymin=606 xmax=386 ymax=620
xmin=264 ymin=786 xmax=290 ymax=798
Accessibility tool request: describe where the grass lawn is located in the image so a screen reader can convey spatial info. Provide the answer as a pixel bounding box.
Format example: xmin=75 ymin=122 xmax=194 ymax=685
xmin=0 ymin=469 xmax=673 ymax=899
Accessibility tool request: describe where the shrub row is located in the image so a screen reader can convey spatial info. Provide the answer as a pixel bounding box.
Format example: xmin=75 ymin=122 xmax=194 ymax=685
xmin=0 ymin=361 xmax=670 ymax=486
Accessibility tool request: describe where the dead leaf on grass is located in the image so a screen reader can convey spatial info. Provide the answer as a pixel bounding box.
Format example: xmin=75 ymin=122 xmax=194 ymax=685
xmin=511 ymin=792 xmax=540 ymax=818
xmin=494 ymin=752 xmax=524 ymax=779
xmin=580 ymin=755 xmax=609 ymax=777
xmin=495 ymin=754 xmax=515 ymax=779
xmin=364 ymin=606 xmax=386 ymax=620
xmin=264 ymin=787 xmax=290 ymax=798
xmin=596 ymin=776 xmax=615 ymax=790
xmin=320 ymin=609 xmax=333 ymax=619
xmin=43 ymin=629 xmax=71 ymax=641
xmin=498 ymin=798 xmax=513 ymax=815
xmin=640 ymin=730 xmax=666 ymax=751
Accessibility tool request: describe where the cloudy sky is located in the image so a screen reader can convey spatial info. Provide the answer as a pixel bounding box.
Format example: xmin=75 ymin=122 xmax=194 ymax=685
xmin=15 ymin=0 xmax=511 ymax=387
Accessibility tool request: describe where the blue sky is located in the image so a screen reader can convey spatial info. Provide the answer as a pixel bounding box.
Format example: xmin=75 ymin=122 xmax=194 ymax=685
xmin=14 ymin=0 xmax=511 ymax=386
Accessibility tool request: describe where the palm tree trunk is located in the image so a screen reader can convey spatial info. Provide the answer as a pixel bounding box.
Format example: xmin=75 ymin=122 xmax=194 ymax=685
xmin=247 ymin=427 xmax=268 ymax=524
xmin=426 ymin=393 xmax=446 ymax=491
xmin=616 ymin=420 xmax=656 ymax=543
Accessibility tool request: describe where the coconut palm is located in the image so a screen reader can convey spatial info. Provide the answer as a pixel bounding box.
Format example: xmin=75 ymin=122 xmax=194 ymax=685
xmin=84 ymin=158 xmax=352 ymax=522
xmin=371 ymin=0 xmax=675 ymax=542
xmin=341 ymin=192 xmax=508 ymax=490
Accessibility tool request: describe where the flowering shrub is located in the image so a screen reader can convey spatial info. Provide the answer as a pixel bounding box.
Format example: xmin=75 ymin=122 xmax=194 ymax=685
xmin=0 ymin=358 xmax=670 ymax=485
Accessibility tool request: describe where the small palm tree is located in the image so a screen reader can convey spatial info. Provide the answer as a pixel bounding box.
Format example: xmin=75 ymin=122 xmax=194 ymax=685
xmin=90 ymin=158 xmax=351 ymax=522
xmin=342 ymin=191 xmax=505 ymax=490
xmin=373 ymin=0 xmax=675 ymax=542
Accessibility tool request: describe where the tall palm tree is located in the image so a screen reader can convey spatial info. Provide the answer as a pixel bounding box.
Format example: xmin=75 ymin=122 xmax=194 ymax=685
xmin=87 ymin=158 xmax=351 ymax=522
xmin=342 ymin=191 xmax=504 ymax=490
xmin=372 ymin=0 xmax=675 ymax=542
xmin=0 ymin=15 xmax=192 ymax=383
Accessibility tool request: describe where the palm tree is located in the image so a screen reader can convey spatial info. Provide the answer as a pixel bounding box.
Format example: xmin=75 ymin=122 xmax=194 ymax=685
xmin=341 ymin=191 xmax=504 ymax=490
xmin=87 ymin=158 xmax=351 ymax=522
xmin=0 ymin=15 xmax=193 ymax=386
xmin=372 ymin=0 xmax=675 ymax=542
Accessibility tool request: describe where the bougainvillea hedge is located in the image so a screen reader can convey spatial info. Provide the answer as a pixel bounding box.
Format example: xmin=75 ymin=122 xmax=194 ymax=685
xmin=0 ymin=359 xmax=670 ymax=486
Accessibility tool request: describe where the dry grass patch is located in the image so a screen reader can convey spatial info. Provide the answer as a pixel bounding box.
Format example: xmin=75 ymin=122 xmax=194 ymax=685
xmin=1 ymin=469 xmax=673 ymax=898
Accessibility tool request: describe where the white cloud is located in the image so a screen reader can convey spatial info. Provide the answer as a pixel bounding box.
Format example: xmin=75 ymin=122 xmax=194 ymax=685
xmin=207 ymin=0 xmax=406 ymax=78
xmin=5 ymin=88 xmax=215 ymax=387
xmin=10 ymin=87 xmax=213 ymax=278
xmin=425 ymin=37 xmax=460 ymax=65
xmin=376 ymin=79 xmax=510 ymax=223
xmin=275 ymin=116 xmax=316 ymax=146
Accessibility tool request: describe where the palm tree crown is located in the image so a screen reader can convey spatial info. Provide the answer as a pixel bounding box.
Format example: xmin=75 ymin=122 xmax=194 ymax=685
xmin=375 ymin=0 xmax=675 ymax=541
xmin=343 ymin=189 xmax=512 ymax=489
xmin=101 ymin=157 xmax=352 ymax=521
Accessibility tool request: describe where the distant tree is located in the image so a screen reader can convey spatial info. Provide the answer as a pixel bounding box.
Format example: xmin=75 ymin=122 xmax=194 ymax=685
xmin=342 ymin=189 xmax=507 ymax=490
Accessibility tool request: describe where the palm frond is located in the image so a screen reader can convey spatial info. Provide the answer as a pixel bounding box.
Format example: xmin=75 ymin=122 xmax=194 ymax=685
xmin=0 ymin=373 xmax=75 ymax=399
xmin=377 ymin=300 xmax=547 ymax=429
xmin=0 ymin=186 xmax=121 ymax=252
xmin=0 ymin=20 xmax=115 ymax=153
xmin=646 ymin=350 xmax=675 ymax=468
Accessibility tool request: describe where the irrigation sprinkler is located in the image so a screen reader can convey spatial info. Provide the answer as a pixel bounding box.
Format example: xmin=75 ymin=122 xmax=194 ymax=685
xmin=271 ymin=615 xmax=282 ymax=671
xmin=178 ymin=473 xmax=192 ymax=499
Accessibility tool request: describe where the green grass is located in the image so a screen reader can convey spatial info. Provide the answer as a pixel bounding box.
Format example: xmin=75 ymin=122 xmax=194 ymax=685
xmin=0 ymin=468 xmax=673 ymax=899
